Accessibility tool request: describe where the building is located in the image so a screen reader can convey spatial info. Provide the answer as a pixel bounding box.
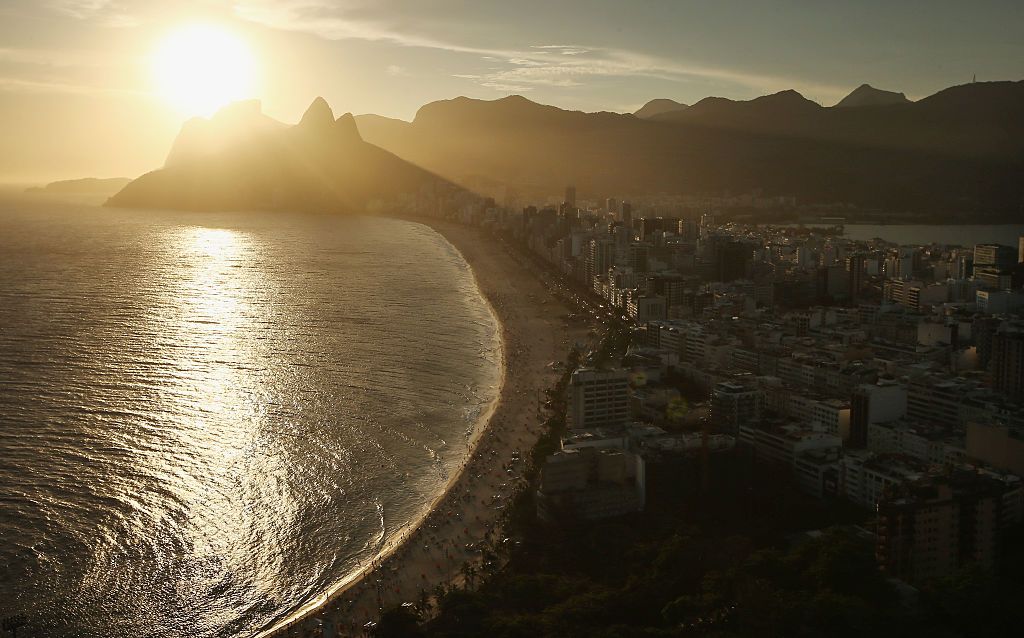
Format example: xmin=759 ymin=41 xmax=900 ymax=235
xmin=867 ymin=419 xmax=964 ymax=465
xmin=876 ymin=472 xmax=1012 ymax=584
xmin=627 ymin=295 xmax=666 ymax=323
xmin=846 ymin=254 xmax=866 ymax=302
xmin=564 ymin=185 xmax=576 ymax=208
xmin=967 ymin=422 xmax=1024 ymax=477
xmin=567 ymin=367 xmax=631 ymax=428
xmin=537 ymin=445 xmax=646 ymax=521
xmin=849 ymin=380 xmax=907 ymax=448
xmin=711 ymin=379 xmax=764 ymax=435
xmin=973 ymin=243 xmax=1017 ymax=269
xmin=585 ymin=238 xmax=615 ymax=289
xmin=976 ymin=289 xmax=1024 ymax=314
xmin=974 ymin=267 xmax=1012 ymax=291
xmin=991 ymin=323 xmax=1024 ymax=401
xmin=738 ymin=420 xmax=842 ymax=468
xmin=839 ymin=452 xmax=925 ymax=509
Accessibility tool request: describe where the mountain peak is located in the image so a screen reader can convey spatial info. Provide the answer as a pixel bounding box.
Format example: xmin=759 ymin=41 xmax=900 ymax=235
xmin=757 ymin=89 xmax=816 ymax=105
xmin=634 ymin=98 xmax=688 ymax=119
xmin=299 ymin=97 xmax=335 ymax=128
xmin=835 ymin=84 xmax=910 ymax=108
xmin=334 ymin=112 xmax=362 ymax=142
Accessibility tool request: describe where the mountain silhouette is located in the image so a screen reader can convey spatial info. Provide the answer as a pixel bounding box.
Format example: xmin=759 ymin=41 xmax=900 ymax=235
xmin=835 ymin=83 xmax=911 ymax=108
xmin=634 ymin=99 xmax=688 ymax=119
xmin=354 ymin=81 xmax=1024 ymax=215
xmin=107 ymin=98 xmax=460 ymax=212
xmin=27 ymin=177 xmax=131 ymax=195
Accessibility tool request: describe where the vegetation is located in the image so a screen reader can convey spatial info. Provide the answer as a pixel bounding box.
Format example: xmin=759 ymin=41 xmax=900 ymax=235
xmin=379 ymin=436 xmax=1024 ymax=637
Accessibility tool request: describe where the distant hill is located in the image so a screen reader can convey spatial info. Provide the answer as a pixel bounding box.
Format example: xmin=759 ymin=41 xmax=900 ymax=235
xmin=352 ymin=81 xmax=1024 ymax=215
xmin=107 ymin=98 xmax=461 ymax=212
xmin=27 ymin=177 xmax=131 ymax=195
xmin=634 ymin=99 xmax=688 ymax=119
xmin=835 ymin=84 xmax=911 ymax=108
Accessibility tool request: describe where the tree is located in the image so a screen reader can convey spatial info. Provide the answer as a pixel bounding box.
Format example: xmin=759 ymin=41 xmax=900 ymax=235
xmin=374 ymin=606 xmax=423 ymax=638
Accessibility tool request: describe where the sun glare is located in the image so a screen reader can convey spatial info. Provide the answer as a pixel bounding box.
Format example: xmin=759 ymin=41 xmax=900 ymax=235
xmin=152 ymin=25 xmax=256 ymax=118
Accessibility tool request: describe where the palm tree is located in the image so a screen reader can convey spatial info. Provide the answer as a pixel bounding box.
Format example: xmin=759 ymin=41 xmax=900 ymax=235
xmin=417 ymin=588 xmax=432 ymax=615
xmin=460 ymin=562 xmax=477 ymax=587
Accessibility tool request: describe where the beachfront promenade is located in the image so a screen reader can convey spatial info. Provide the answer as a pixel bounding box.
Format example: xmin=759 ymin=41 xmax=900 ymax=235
xmin=268 ymin=217 xmax=593 ymax=637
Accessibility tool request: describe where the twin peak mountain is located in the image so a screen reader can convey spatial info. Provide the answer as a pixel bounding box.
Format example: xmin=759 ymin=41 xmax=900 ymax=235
xmin=108 ymin=97 xmax=455 ymax=212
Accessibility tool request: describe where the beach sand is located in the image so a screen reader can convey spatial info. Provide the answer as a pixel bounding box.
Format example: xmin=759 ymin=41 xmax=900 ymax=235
xmin=266 ymin=217 xmax=586 ymax=637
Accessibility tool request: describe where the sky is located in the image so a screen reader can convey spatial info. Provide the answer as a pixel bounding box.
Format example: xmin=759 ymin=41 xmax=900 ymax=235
xmin=1 ymin=0 xmax=1021 ymax=182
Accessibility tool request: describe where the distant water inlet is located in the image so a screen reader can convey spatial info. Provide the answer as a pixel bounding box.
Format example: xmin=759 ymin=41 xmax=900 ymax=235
xmin=0 ymin=200 xmax=501 ymax=638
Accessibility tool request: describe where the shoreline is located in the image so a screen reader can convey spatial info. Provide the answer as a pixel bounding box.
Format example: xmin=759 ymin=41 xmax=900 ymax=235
xmin=265 ymin=215 xmax=579 ymax=637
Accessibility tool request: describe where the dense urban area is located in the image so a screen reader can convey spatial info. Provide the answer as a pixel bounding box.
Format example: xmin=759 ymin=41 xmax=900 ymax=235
xmin=333 ymin=186 xmax=1024 ymax=638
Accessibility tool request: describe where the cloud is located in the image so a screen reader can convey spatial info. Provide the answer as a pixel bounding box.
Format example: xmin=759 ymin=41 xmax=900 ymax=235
xmin=0 ymin=75 xmax=142 ymax=96
xmin=230 ymin=1 xmax=848 ymax=101
xmin=47 ymin=0 xmax=139 ymax=27
xmin=385 ymin=64 xmax=406 ymax=76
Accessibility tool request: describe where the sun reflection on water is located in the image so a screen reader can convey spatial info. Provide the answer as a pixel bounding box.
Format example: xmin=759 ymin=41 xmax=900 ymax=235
xmin=157 ymin=225 xmax=291 ymax=605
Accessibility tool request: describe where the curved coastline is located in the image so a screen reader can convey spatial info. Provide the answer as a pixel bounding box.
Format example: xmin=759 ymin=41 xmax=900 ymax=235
xmin=264 ymin=215 xmax=571 ymax=637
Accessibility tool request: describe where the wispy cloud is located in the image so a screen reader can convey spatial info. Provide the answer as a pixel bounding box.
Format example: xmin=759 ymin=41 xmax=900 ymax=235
xmin=230 ymin=0 xmax=848 ymax=103
xmin=47 ymin=0 xmax=139 ymax=27
xmin=0 ymin=74 xmax=142 ymax=96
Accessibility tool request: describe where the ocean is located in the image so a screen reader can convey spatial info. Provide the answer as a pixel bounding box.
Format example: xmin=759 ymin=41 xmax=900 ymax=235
xmin=0 ymin=196 xmax=501 ymax=637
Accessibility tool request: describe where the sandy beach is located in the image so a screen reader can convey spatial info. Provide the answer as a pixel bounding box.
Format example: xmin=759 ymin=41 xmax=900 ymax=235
xmin=266 ymin=216 xmax=585 ymax=637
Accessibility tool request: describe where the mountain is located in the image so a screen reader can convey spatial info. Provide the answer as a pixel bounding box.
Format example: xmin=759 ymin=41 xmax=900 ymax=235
xmin=835 ymin=84 xmax=911 ymax=108
xmin=164 ymin=100 xmax=285 ymax=167
xmin=634 ymin=99 xmax=688 ymax=119
xmin=352 ymin=81 xmax=1024 ymax=215
xmin=107 ymin=98 xmax=460 ymax=212
xmin=27 ymin=177 xmax=131 ymax=195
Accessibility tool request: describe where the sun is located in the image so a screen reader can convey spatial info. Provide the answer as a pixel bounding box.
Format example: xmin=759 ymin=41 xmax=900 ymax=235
xmin=152 ymin=24 xmax=257 ymax=118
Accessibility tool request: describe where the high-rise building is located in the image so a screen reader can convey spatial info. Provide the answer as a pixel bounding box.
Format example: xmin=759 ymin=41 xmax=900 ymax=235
xmin=621 ymin=201 xmax=632 ymax=227
xmin=677 ymin=218 xmax=698 ymax=241
xmin=846 ymin=254 xmax=866 ymax=302
xmin=567 ymin=368 xmax=631 ymax=428
xmin=1019 ymin=236 xmax=1024 ymax=264
xmin=974 ymin=243 xmax=1017 ymax=269
xmin=564 ymin=185 xmax=576 ymax=208
xmin=992 ymin=323 xmax=1024 ymax=402
xmin=877 ymin=472 xmax=1011 ymax=584
xmin=711 ymin=380 xmax=764 ymax=436
xmin=974 ymin=266 xmax=1012 ymax=290
xmin=584 ymin=239 xmax=614 ymax=287
xmin=605 ymin=198 xmax=618 ymax=216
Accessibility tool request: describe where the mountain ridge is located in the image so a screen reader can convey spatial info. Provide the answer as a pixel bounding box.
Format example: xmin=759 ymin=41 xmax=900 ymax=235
xmin=353 ymin=80 xmax=1024 ymax=214
xmin=634 ymin=98 xmax=688 ymax=119
xmin=111 ymin=80 xmax=1024 ymax=216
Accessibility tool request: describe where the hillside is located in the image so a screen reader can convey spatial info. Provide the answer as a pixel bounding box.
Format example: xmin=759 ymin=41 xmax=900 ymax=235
xmin=354 ymin=82 xmax=1024 ymax=215
xmin=27 ymin=177 xmax=132 ymax=196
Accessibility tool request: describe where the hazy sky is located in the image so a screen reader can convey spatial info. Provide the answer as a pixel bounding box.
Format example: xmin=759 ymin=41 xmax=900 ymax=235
xmin=1 ymin=0 xmax=1021 ymax=181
